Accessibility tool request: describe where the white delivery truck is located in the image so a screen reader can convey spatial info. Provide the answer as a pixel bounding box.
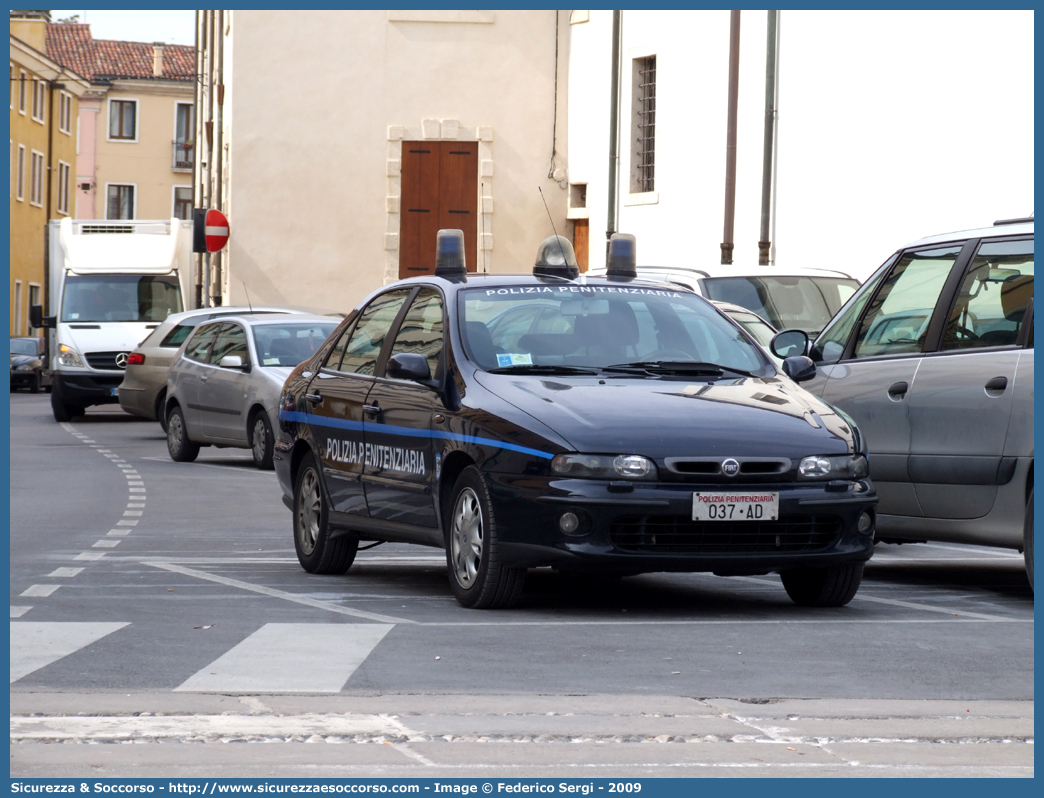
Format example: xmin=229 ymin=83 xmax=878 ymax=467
xmin=31 ymin=218 xmax=196 ymax=422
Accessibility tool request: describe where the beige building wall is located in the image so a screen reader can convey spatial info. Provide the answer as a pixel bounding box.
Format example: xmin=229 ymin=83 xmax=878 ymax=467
xmin=9 ymin=26 xmax=88 ymax=335
xmin=201 ymin=10 xmax=570 ymax=312
xmin=92 ymin=80 xmax=195 ymax=220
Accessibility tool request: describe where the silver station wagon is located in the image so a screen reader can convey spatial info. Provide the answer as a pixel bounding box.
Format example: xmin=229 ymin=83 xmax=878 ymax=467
xmin=165 ymin=314 xmax=339 ymax=468
xmin=771 ymin=217 xmax=1034 ymax=589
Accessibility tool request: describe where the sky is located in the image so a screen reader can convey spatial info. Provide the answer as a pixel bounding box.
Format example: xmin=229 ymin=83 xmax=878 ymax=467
xmin=48 ymin=9 xmax=195 ymax=45
xmin=41 ymin=9 xmax=1033 ymax=281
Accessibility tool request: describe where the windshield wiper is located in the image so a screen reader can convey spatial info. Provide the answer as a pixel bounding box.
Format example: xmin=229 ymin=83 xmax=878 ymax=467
xmin=487 ymin=364 xmax=599 ymax=376
xmin=604 ymin=361 xmax=756 ymax=378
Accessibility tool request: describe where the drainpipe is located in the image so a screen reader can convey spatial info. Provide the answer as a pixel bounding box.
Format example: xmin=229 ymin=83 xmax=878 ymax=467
xmin=758 ymin=10 xmax=779 ymax=266
xmin=202 ymin=10 xmax=216 ymax=307
xmin=213 ymin=9 xmax=225 ymax=306
xmin=44 ymin=77 xmax=56 ymax=335
xmin=193 ymin=9 xmax=202 ymax=308
xmin=605 ymin=10 xmax=622 ymax=257
xmin=720 ymin=10 xmax=741 ymax=265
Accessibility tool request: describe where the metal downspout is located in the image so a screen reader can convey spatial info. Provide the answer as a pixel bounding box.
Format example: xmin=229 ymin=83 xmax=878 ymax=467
xmin=606 ymin=10 xmax=622 ymax=257
xmin=758 ymin=10 xmax=779 ymax=266
xmin=193 ymin=9 xmax=203 ymax=308
xmin=720 ymin=10 xmax=741 ymax=265
xmin=214 ymin=9 xmax=225 ymax=306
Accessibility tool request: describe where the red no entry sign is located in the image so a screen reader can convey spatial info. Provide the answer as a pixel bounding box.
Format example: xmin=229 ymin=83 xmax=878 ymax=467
xmin=204 ymin=209 xmax=230 ymax=252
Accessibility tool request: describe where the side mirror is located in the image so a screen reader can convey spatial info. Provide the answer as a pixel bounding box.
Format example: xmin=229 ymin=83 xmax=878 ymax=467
xmin=29 ymin=305 xmax=56 ymax=329
xmin=219 ymin=354 xmax=249 ymax=371
xmin=770 ymin=329 xmax=809 ymax=359
xmin=781 ymin=355 xmax=816 ymax=383
xmin=387 ymin=352 xmax=433 ymax=383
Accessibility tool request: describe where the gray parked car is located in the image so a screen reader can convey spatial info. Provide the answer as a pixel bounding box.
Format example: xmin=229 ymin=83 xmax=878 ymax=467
xmin=165 ymin=314 xmax=339 ymax=469
xmin=119 ymin=306 xmax=307 ymax=430
xmin=770 ymin=217 xmax=1034 ymax=589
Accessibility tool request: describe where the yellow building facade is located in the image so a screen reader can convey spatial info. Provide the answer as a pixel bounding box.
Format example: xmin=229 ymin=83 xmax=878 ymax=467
xmin=10 ymin=14 xmax=89 ymax=336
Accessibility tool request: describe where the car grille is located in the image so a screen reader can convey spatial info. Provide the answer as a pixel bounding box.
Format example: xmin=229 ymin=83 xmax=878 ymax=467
xmin=609 ymin=515 xmax=842 ymax=554
xmin=85 ymin=351 xmax=128 ymax=370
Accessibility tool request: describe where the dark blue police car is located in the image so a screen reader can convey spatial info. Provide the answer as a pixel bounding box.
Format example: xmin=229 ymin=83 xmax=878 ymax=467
xmin=275 ymin=232 xmax=877 ymax=609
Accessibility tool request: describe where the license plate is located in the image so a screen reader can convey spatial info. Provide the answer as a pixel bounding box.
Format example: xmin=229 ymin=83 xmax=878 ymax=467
xmin=693 ymin=492 xmax=779 ymax=521
xmin=110 ymin=387 xmax=119 ymax=397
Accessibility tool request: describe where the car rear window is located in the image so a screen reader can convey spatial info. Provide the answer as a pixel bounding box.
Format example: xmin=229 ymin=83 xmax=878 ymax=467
xmin=701 ymin=276 xmax=859 ymax=334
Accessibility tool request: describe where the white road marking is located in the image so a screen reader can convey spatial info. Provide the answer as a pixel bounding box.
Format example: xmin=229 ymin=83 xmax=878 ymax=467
xmin=175 ymin=623 xmax=394 ymax=693
xmin=20 ymin=585 xmax=60 ymax=598
xmin=74 ymin=552 xmax=105 ymax=561
xmin=123 ymin=511 xmax=143 ymax=517
xmin=10 ymin=606 xmax=32 ymax=618
xmin=145 ymin=562 xmax=416 ymax=624
xmin=10 ymin=622 xmax=130 ymax=682
xmin=116 ymin=520 xmax=139 ymax=526
xmin=47 ymin=568 xmax=84 ymax=578
xmin=393 ymin=744 xmax=437 ymax=766
xmin=128 ymin=482 xmax=145 ymax=486
xmin=96 ymin=449 xmax=111 ymax=453
xmin=127 ymin=504 xmax=146 ymax=509
xmin=129 ymin=488 xmax=146 ymax=493
xmin=92 ymin=540 xmax=120 ymax=548
xmin=58 ymin=423 xmax=75 ymax=433
xmin=107 ymin=530 xmax=131 ymax=537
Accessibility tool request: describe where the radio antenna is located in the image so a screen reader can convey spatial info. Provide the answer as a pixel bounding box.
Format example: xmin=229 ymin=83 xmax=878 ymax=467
xmin=537 ymin=186 xmax=568 ymax=265
xmin=242 ymin=280 xmax=253 ymax=313
xmin=480 ymin=182 xmax=487 ymax=273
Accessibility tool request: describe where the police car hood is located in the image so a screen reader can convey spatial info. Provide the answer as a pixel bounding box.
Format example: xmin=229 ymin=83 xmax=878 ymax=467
xmin=473 ymin=373 xmax=856 ymax=458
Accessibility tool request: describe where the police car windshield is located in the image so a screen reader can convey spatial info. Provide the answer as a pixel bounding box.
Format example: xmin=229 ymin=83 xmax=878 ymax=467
xmin=461 ymin=285 xmax=771 ymax=375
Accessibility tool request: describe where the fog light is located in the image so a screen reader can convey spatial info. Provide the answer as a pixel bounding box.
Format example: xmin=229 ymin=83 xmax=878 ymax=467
xmin=857 ymin=510 xmax=873 ymax=534
xmin=559 ymin=512 xmax=580 ymax=534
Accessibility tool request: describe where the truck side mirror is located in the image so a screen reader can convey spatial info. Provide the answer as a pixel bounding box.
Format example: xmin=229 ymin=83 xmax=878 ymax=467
xmin=29 ymin=305 xmax=55 ymax=329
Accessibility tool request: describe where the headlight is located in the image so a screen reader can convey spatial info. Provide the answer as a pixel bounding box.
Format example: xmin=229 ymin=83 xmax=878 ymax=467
xmin=798 ymin=454 xmax=868 ymax=480
xmin=551 ymin=453 xmax=659 ymax=480
xmin=58 ymin=344 xmax=85 ymax=368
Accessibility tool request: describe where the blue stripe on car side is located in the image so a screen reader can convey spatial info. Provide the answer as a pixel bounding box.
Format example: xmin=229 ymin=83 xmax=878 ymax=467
xmin=279 ymin=409 xmax=555 ymax=460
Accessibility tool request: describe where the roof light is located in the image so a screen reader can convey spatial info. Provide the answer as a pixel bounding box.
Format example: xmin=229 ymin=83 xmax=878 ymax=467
xmin=606 ymin=233 xmax=637 ymax=279
xmin=434 ymin=229 xmax=467 ymax=278
xmin=534 ymin=235 xmax=579 ymax=279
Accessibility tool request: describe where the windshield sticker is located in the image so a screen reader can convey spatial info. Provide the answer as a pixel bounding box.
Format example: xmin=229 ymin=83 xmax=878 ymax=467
xmin=483 ymin=286 xmax=683 ymax=298
xmin=325 ymin=437 xmax=426 ymax=476
xmin=263 ymin=357 xmax=280 ymax=366
xmin=496 ymin=353 xmax=533 ymax=367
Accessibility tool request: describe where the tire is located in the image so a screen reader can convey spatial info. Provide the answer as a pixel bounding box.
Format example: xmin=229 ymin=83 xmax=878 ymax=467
xmin=50 ymin=387 xmax=84 ymax=422
xmin=155 ymin=391 xmax=168 ymax=433
xmin=250 ymin=409 xmax=275 ymax=470
xmin=29 ymin=373 xmax=40 ymax=394
xmin=293 ymin=452 xmax=357 ymax=574
xmin=445 ymin=465 xmax=525 ymax=609
xmin=781 ymin=563 xmax=864 ymax=607
xmin=166 ymin=405 xmax=200 ymax=462
xmin=1025 ymin=489 xmax=1034 ymax=593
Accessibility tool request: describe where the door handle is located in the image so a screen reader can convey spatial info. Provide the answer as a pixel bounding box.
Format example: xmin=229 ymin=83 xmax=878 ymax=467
xmin=984 ymin=376 xmax=1008 ymax=393
xmin=363 ymin=403 xmax=381 ymax=417
xmin=887 ymin=381 xmax=908 ymax=399
xmin=303 ymin=393 xmax=322 ymax=405
xmin=200 ymin=374 xmax=209 ymax=383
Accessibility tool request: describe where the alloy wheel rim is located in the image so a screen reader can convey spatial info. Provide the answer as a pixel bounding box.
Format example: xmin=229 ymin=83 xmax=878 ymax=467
xmin=297 ymin=468 xmax=321 ymax=555
xmin=252 ymin=418 xmax=266 ymax=462
xmin=168 ymin=413 xmax=183 ymax=451
xmin=451 ymin=487 xmax=483 ymax=587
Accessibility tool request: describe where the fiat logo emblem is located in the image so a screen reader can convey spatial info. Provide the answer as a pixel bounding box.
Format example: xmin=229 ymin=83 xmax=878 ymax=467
xmin=115 ymin=352 xmax=129 ymax=369
xmin=721 ymin=458 xmax=740 ymax=477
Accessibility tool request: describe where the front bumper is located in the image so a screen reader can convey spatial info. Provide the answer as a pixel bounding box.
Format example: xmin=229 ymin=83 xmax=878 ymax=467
xmin=54 ymin=371 xmax=122 ymax=406
xmin=486 ymin=474 xmax=877 ymax=574
xmin=10 ymin=369 xmax=39 ymax=387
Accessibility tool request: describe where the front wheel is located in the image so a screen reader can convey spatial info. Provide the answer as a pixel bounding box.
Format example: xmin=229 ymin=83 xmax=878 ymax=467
xmin=250 ymin=410 xmax=274 ymax=470
xmin=781 ymin=563 xmax=864 ymax=607
xmin=29 ymin=373 xmax=40 ymax=394
xmin=445 ymin=466 xmax=525 ymax=609
xmin=166 ymin=405 xmax=200 ymax=462
xmin=293 ymin=453 xmax=357 ymax=574
xmin=50 ymin=387 xmax=84 ymax=422
xmin=1025 ymin=489 xmax=1034 ymax=593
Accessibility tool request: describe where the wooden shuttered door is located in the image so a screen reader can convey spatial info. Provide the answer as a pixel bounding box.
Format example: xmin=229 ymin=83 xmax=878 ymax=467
xmin=399 ymin=141 xmax=478 ymax=277
xmin=573 ymin=219 xmax=590 ymax=273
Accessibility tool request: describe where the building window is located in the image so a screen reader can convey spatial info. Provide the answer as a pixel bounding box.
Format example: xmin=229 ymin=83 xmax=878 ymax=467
xmin=108 ymin=99 xmax=138 ymax=141
xmin=16 ymin=144 xmax=25 ymax=200
xmin=173 ymin=186 xmax=193 ymax=220
xmin=28 ymin=284 xmax=40 ymax=334
xmin=59 ymin=91 xmax=73 ymax=134
xmin=31 ymin=78 xmax=46 ymax=123
xmin=107 ymin=184 xmax=135 ymax=219
xmin=173 ymin=102 xmax=194 ymax=170
xmin=57 ymin=161 xmax=71 ymax=215
xmin=13 ymin=280 xmax=23 ymax=337
xmin=630 ymin=55 xmax=656 ymax=194
xmin=29 ymin=150 xmax=44 ymax=207
xmin=18 ymin=70 xmax=27 ymax=114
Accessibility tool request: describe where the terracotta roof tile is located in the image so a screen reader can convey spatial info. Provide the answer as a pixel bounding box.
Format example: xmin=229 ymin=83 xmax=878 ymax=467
xmin=46 ymin=22 xmax=194 ymax=82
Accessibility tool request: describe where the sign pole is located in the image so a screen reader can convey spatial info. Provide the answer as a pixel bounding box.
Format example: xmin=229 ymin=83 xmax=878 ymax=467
xmin=202 ymin=252 xmax=211 ymax=308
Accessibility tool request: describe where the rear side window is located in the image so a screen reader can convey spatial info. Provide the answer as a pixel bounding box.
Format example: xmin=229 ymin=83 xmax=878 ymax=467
xmin=160 ymin=321 xmax=201 ymax=348
xmin=184 ymin=322 xmax=221 ymax=363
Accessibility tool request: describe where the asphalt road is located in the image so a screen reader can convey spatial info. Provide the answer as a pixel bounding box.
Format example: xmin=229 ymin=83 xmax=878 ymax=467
xmin=8 ymin=393 xmax=1034 ymax=777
